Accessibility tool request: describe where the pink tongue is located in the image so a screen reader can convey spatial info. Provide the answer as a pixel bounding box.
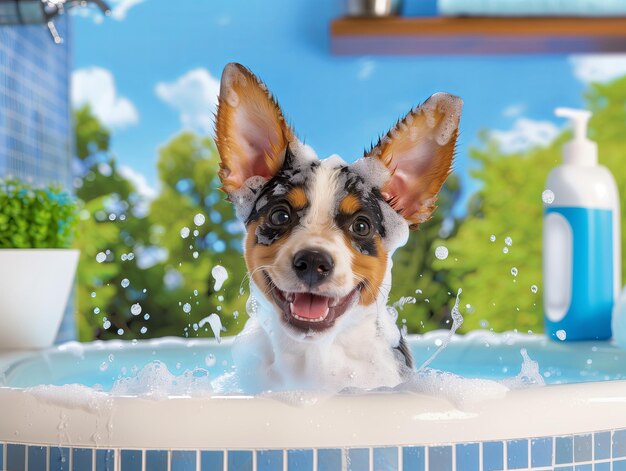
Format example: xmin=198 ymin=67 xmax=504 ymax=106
xmin=292 ymin=293 xmax=330 ymax=319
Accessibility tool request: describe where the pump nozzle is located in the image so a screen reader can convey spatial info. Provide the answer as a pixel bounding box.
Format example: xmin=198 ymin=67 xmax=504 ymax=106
xmin=554 ymin=107 xmax=597 ymax=166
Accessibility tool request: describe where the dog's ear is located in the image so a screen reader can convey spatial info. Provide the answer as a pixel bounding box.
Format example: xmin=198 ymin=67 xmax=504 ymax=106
xmin=215 ymin=63 xmax=294 ymax=195
xmin=366 ymin=92 xmax=462 ymax=229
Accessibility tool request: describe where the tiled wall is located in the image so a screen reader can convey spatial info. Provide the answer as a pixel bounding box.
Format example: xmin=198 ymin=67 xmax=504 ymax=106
xmin=2 ymin=429 xmax=626 ymax=471
xmin=0 ymin=16 xmax=75 ymax=344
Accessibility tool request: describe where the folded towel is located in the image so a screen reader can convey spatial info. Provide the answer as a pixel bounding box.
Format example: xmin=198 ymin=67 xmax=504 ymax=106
xmin=439 ymin=0 xmax=626 ymax=16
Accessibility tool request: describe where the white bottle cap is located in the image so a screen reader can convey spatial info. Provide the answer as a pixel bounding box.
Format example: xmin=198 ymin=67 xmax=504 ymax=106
xmin=555 ymin=107 xmax=597 ymax=166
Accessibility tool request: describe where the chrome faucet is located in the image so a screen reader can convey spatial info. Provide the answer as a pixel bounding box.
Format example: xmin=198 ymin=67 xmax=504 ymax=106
xmin=0 ymin=0 xmax=111 ymax=43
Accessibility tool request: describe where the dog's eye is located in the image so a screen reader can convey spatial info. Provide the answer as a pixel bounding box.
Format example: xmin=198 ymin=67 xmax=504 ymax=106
xmin=350 ymin=216 xmax=371 ymax=237
xmin=268 ymin=206 xmax=291 ymax=226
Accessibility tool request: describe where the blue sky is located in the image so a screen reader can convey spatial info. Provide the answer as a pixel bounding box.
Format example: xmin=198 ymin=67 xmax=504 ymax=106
xmin=71 ymin=0 xmax=626 ymax=213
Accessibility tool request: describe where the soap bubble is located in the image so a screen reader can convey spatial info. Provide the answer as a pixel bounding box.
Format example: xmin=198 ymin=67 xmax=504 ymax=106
xmin=531 ymin=285 xmax=538 ymax=294
xmin=556 ymin=329 xmax=567 ymax=341
xmin=511 ymin=267 xmax=518 ymax=276
xmin=96 ymin=252 xmax=106 ymax=263
xmin=121 ymin=278 xmax=130 ymax=288
xmin=435 ymin=246 xmax=449 ymax=260
xmin=180 ymin=227 xmax=190 ymax=239
xmin=131 ymin=303 xmax=142 ymax=316
xmin=489 ymin=235 xmax=496 ymax=242
xmin=542 ymin=189 xmax=555 ymax=205
xmin=193 ymin=213 xmax=206 ymax=226
xmin=505 ymin=236 xmax=513 ymax=246
xmin=183 ymin=303 xmax=192 ymax=314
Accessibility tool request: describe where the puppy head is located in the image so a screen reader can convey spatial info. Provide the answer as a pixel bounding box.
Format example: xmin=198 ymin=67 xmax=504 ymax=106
xmin=215 ymin=63 xmax=462 ymax=340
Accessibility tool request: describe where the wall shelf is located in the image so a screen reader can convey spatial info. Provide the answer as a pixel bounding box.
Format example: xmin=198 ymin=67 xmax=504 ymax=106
xmin=330 ymin=16 xmax=626 ymax=55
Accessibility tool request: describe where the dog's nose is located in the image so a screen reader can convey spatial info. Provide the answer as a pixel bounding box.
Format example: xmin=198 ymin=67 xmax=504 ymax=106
xmin=292 ymin=249 xmax=334 ymax=286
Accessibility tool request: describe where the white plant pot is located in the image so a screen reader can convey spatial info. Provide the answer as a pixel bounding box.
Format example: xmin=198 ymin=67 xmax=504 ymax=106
xmin=0 ymin=249 xmax=79 ymax=350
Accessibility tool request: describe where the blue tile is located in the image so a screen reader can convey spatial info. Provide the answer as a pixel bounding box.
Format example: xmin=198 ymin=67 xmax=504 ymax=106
xmin=507 ymin=440 xmax=528 ymax=469
xmin=257 ymin=450 xmax=282 ymax=471
xmin=594 ymin=463 xmax=610 ymax=471
xmin=146 ymin=450 xmax=168 ymax=471
xmin=374 ymin=447 xmax=398 ymax=471
xmin=402 ymin=446 xmax=425 ymax=471
xmin=288 ymin=449 xmax=313 ymax=471
xmin=531 ymin=437 xmax=553 ymax=468
xmin=615 ymin=459 xmax=626 ymax=471
xmin=50 ymin=447 xmax=70 ymax=471
xmin=7 ymin=444 xmax=25 ymax=471
xmin=202 ymin=450 xmax=225 ymax=471
xmin=73 ymin=448 xmax=93 ymax=471
xmin=556 ymin=436 xmax=574 ymax=464
xmin=455 ymin=443 xmax=478 ymax=471
xmin=172 ymin=450 xmax=196 ymax=471
xmin=27 ymin=446 xmax=46 ymax=471
xmin=428 ymin=446 xmax=452 ymax=471
xmin=574 ymin=435 xmax=592 ymax=462
xmin=614 ymin=430 xmax=626 ymax=458
xmin=347 ymin=448 xmax=369 ymax=471
xmin=95 ymin=449 xmax=115 ymax=471
xmin=121 ymin=449 xmax=142 ymax=471
xmin=574 ymin=465 xmax=592 ymax=471
xmin=318 ymin=449 xmax=343 ymax=471
xmin=228 ymin=450 xmax=253 ymax=471
xmin=482 ymin=442 xmax=503 ymax=471
xmin=594 ymin=432 xmax=611 ymax=460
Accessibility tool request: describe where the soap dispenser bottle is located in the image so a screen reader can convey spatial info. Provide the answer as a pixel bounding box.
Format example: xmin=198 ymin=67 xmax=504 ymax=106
xmin=543 ymin=107 xmax=620 ymax=341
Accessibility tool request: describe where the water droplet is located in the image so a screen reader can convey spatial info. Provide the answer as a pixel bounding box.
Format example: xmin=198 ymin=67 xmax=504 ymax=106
xmin=211 ymin=265 xmax=228 ymax=291
xmin=117 ymin=328 xmax=124 ymax=336
xmin=505 ymin=236 xmax=513 ymax=246
xmin=103 ymin=319 xmax=111 ymax=329
xmin=121 ymin=278 xmax=130 ymax=288
xmin=183 ymin=303 xmax=192 ymax=314
xmin=503 ymin=247 xmax=509 ymax=254
xmin=193 ymin=230 xmax=199 ymax=237
xmin=127 ymin=253 xmax=134 ymax=261
xmin=192 ymin=251 xmax=199 ymax=259
xmin=217 ymin=295 xmax=224 ymax=302
xmin=193 ymin=290 xmax=198 ymax=296
xmin=180 ymin=227 xmax=190 ymax=239
xmin=435 ymin=246 xmax=449 ymax=260
xmin=96 ymin=252 xmax=106 ymax=263
xmin=233 ymin=310 xmax=239 ymax=319
xmin=108 ymin=354 xmax=114 ymax=362
xmin=542 ymin=189 xmax=555 ymax=205
xmin=194 ymin=213 xmax=206 ymax=226
xmin=142 ymin=288 xmax=147 ymax=293
xmin=586 ymin=358 xmax=593 ymax=365
xmin=144 ymin=313 xmax=150 ymax=320
xmin=415 ymin=289 xmax=422 ymax=294
xmin=531 ymin=285 xmax=538 ymax=294
xmin=434 ymin=338 xmax=443 ymax=347
xmin=121 ymin=253 xmax=128 ymax=261
xmin=556 ymin=329 xmax=567 ymax=341
xmin=511 ymin=267 xmax=518 ymax=276
xmin=99 ymin=362 xmax=108 ymax=372
xmin=131 ymin=303 xmax=142 ymax=316
xmin=91 ymin=291 xmax=97 ymax=298
xmin=489 ymin=235 xmax=496 ymax=242
xmin=93 ymin=307 xmax=100 ymax=314
xmin=140 ymin=326 xmax=148 ymax=334
xmin=205 ymin=354 xmax=216 ymax=367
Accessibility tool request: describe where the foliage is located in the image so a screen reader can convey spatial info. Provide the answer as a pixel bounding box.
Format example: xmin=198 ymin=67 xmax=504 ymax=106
xmin=0 ymin=179 xmax=77 ymax=249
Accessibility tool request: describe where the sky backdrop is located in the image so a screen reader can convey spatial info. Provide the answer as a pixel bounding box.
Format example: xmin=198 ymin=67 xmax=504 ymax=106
xmin=71 ymin=0 xmax=626 ymax=214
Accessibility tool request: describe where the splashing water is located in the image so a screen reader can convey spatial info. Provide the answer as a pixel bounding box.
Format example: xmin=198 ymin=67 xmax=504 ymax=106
xmin=417 ymin=289 xmax=464 ymax=371
xmin=393 ymin=296 xmax=417 ymax=311
xmin=199 ymin=314 xmax=223 ymax=343
xmin=211 ymin=265 xmax=228 ymax=291
xmin=502 ymin=349 xmax=545 ymax=388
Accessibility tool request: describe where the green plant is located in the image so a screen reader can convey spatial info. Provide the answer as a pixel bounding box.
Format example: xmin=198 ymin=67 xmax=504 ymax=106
xmin=0 ymin=179 xmax=78 ymax=249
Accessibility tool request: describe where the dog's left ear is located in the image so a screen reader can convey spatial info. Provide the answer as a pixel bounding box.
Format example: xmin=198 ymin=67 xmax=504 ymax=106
xmin=366 ymin=92 xmax=462 ymax=229
xmin=215 ymin=63 xmax=294 ymax=195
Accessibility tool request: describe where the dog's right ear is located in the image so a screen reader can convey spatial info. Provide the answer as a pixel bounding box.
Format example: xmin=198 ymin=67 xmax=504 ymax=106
xmin=215 ymin=63 xmax=294 ymax=195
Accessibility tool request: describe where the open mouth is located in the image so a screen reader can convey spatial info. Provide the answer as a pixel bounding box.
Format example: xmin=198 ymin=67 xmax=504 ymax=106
xmin=264 ymin=272 xmax=361 ymax=331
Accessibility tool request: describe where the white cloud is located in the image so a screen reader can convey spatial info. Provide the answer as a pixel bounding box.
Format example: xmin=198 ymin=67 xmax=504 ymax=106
xmin=502 ymin=103 xmax=526 ymax=118
xmin=155 ymin=68 xmax=220 ymax=134
xmin=117 ymin=164 xmax=157 ymax=200
xmin=490 ymin=118 xmax=560 ymax=154
xmin=72 ymin=67 xmax=139 ymax=129
xmin=71 ymin=0 xmax=146 ymax=22
xmin=570 ymin=54 xmax=626 ymax=84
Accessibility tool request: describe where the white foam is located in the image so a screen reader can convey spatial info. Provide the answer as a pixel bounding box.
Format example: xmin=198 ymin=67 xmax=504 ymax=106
xmin=229 ymin=175 xmax=268 ymax=221
xmin=199 ymin=313 xmax=223 ymax=343
xmin=420 ymin=92 xmax=463 ymax=146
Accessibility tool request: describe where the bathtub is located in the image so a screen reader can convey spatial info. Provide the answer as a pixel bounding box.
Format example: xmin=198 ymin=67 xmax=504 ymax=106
xmin=1 ymin=331 xmax=626 ymax=471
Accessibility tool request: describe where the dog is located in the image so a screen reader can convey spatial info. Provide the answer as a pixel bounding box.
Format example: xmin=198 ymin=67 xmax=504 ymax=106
xmin=214 ymin=63 xmax=462 ymax=393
